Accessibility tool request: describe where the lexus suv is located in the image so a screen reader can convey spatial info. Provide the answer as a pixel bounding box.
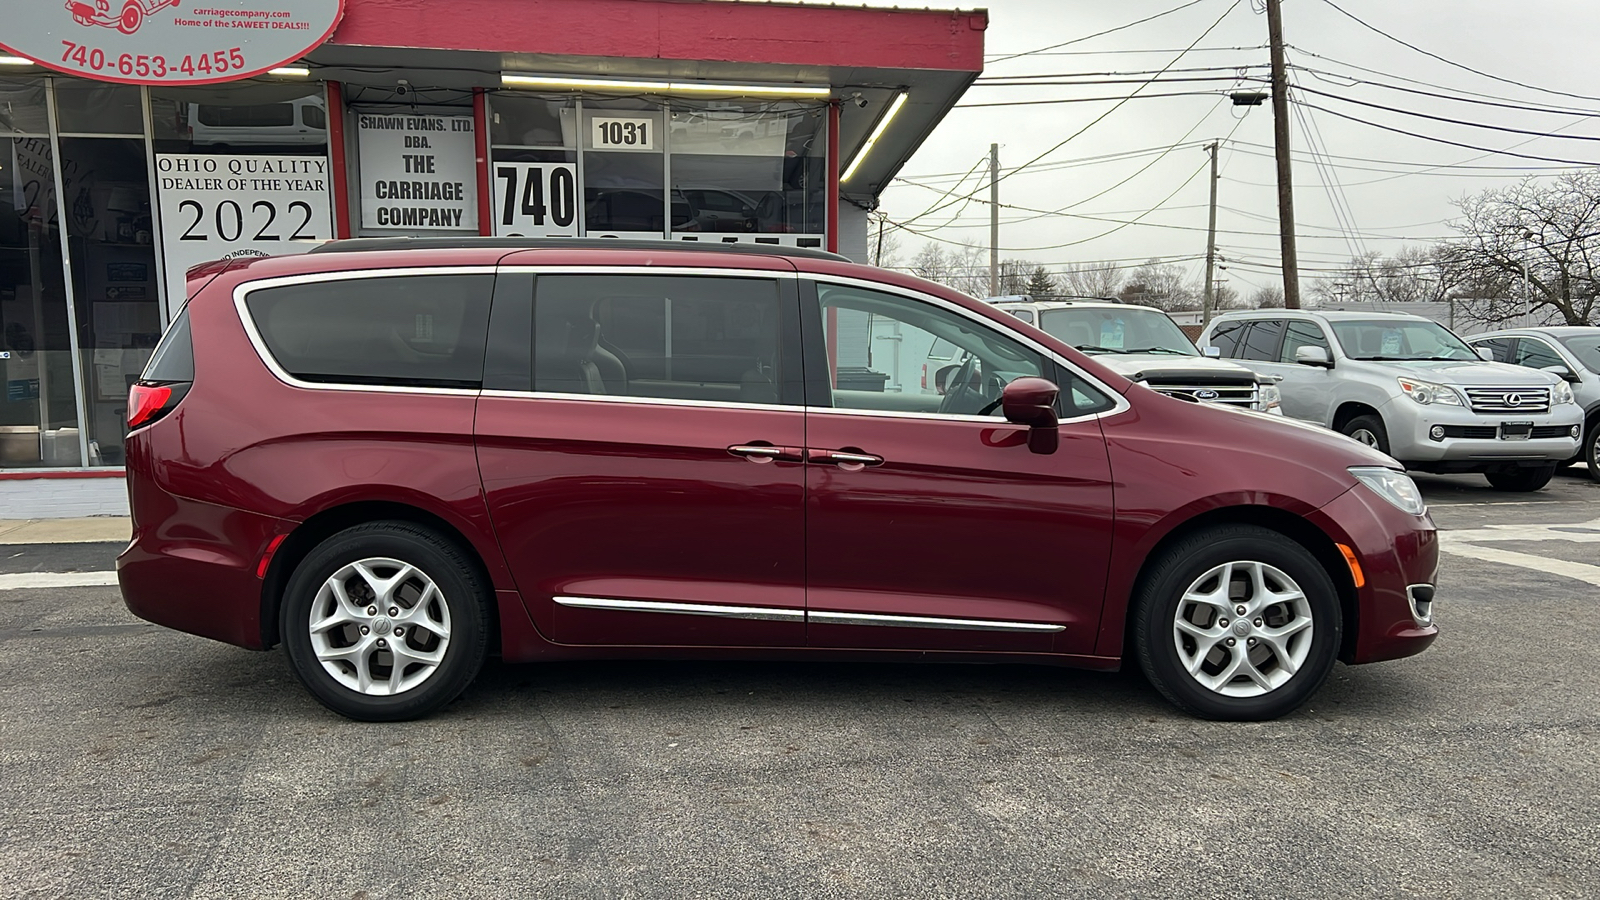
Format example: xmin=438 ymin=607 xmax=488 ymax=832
xmin=991 ymin=299 xmax=1281 ymax=413
xmin=1200 ymin=310 xmax=1582 ymax=492
xmin=1467 ymin=326 xmax=1600 ymax=481
xmin=120 ymin=239 xmax=1438 ymax=722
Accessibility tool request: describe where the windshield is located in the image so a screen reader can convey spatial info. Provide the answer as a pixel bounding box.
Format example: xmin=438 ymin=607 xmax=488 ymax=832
xmin=1329 ymin=319 xmax=1477 ymax=361
xmin=1038 ymin=307 xmax=1197 ymax=356
xmin=1556 ymin=333 xmax=1600 ymax=374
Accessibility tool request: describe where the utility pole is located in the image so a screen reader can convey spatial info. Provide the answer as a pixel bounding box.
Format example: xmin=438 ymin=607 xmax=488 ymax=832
xmin=989 ymin=142 xmax=1000 ymax=297
xmin=1266 ymin=0 xmax=1301 ymax=308
xmin=1203 ymin=141 xmax=1219 ymax=326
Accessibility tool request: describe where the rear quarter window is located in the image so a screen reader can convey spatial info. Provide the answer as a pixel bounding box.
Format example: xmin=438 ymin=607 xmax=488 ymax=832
xmin=244 ymin=273 xmax=493 ymax=388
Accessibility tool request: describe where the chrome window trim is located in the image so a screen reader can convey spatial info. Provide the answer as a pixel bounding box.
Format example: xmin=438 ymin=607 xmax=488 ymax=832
xmin=809 ymin=610 xmax=1065 ymax=633
xmin=482 ymin=390 xmax=805 ymax=414
xmin=232 ymin=267 xmax=497 ymax=397
xmin=554 ymin=596 xmax=804 ymax=623
xmin=804 ymin=273 xmax=1132 ymax=424
xmin=499 ymin=264 xmax=798 ymax=279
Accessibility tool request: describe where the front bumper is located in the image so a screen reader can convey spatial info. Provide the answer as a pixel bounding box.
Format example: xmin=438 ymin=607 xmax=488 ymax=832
xmin=1383 ymin=396 xmax=1581 ymax=465
xmin=1310 ymin=484 xmax=1439 ymax=665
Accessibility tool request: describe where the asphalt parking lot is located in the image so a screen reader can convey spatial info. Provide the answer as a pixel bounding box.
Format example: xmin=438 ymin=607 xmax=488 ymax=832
xmin=2 ymin=473 xmax=1598 ymax=899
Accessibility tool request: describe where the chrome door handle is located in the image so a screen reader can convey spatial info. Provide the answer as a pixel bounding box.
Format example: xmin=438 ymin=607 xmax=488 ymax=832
xmin=808 ymin=449 xmax=885 ymax=468
xmin=728 ymin=444 xmax=803 ymax=463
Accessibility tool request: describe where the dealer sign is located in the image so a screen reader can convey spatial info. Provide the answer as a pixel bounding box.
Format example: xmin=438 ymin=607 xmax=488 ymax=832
xmin=0 ymin=1 xmax=344 ymax=86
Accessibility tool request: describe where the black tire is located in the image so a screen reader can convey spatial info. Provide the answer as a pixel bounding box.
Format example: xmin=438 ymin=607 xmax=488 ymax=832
xmin=1484 ymin=463 xmax=1557 ymax=492
xmin=1586 ymin=421 xmax=1600 ymax=484
xmin=281 ymin=521 xmax=490 ymax=721
xmin=1133 ymin=524 xmax=1342 ymax=721
xmin=1340 ymin=413 xmax=1390 ymax=455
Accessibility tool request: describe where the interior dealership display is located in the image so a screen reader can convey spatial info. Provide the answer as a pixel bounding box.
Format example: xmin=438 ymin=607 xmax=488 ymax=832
xmin=119 ymin=240 xmax=1438 ymax=722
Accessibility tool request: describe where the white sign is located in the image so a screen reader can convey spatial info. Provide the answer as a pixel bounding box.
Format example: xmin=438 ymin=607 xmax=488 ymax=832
xmin=156 ymin=153 xmax=333 ymax=282
xmin=492 ymin=163 xmax=578 ymax=237
xmin=358 ymin=114 xmax=478 ymax=232
xmin=0 ymin=1 xmax=345 ymax=86
xmin=590 ymin=117 xmax=655 ymax=151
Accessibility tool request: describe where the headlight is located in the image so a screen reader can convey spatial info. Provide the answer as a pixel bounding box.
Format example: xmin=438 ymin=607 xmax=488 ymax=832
xmin=1552 ymin=380 xmax=1576 ymax=405
xmin=1398 ymin=377 xmax=1464 ymax=406
xmin=1257 ymin=382 xmax=1282 ymax=412
xmin=1350 ymin=466 xmax=1427 ymax=516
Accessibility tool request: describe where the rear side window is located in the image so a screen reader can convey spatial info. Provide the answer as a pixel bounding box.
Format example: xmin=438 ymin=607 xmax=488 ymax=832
xmin=1208 ymin=320 xmax=1247 ymax=357
xmin=245 ymin=274 xmax=493 ymax=388
xmin=1237 ymin=320 xmax=1286 ymax=361
xmin=142 ymin=309 xmax=194 ymax=382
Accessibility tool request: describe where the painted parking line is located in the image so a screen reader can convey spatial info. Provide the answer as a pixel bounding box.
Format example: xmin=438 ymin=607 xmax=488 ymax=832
xmin=0 ymin=571 xmax=118 ymax=591
xmin=1439 ymin=517 xmax=1600 ymax=586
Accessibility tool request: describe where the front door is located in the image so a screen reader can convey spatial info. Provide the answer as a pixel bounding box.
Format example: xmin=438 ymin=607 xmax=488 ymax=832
xmin=477 ymin=268 xmax=808 ymax=646
xmin=801 ymin=280 xmax=1118 ymax=655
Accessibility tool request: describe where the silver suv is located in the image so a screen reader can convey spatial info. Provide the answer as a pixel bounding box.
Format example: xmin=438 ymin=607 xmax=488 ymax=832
xmin=993 ymin=300 xmax=1282 ymax=414
xmin=1199 ymin=310 xmax=1582 ymax=492
xmin=1468 ymin=326 xmax=1600 ymax=481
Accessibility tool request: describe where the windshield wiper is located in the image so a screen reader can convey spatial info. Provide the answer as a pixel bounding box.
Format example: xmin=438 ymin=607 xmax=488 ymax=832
xmin=1119 ymin=346 xmax=1193 ymax=356
xmin=1352 ymin=355 xmax=1465 ymax=362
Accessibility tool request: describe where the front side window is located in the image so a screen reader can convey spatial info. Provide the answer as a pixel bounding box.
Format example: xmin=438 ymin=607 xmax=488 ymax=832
xmin=1513 ymin=338 xmax=1565 ymax=371
xmin=1039 ymin=307 xmax=1196 ymax=357
xmin=245 ymin=274 xmax=493 ymax=388
xmin=1279 ymin=321 xmax=1330 ymax=363
xmin=535 ymin=274 xmax=786 ymax=405
xmin=1471 ymin=337 xmax=1513 ymax=363
xmin=1237 ymin=320 xmax=1285 ymax=361
xmin=1556 ymin=334 xmax=1600 ymax=374
xmin=1330 ymin=319 xmax=1477 ymax=361
xmin=813 ymin=284 xmax=1111 ymax=417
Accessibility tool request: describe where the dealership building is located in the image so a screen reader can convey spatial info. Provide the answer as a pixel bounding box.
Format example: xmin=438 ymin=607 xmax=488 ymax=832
xmin=0 ymin=0 xmax=985 ymax=516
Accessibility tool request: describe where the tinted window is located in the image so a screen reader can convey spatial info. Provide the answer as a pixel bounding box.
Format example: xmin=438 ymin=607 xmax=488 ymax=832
xmin=1555 ymin=333 xmax=1600 ymax=374
xmin=142 ymin=309 xmax=194 ymax=382
xmin=1513 ymin=338 xmax=1565 ymax=371
xmin=197 ymin=103 xmax=296 ymax=127
xmin=1472 ymin=337 xmax=1513 ymax=362
xmin=537 ymin=274 xmax=785 ymax=404
xmin=246 ymin=274 xmax=492 ymax=388
xmin=1208 ymin=320 xmax=1247 ymax=357
xmin=1238 ymin=320 xmax=1285 ymax=361
xmin=301 ymin=103 xmax=326 ymax=130
xmin=1279 ymin=321 xmax=1330 ymax=363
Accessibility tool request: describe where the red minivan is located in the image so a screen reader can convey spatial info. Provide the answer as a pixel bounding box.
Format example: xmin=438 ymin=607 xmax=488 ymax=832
xmin=119 ymin=239 xmax=1438 ymax=721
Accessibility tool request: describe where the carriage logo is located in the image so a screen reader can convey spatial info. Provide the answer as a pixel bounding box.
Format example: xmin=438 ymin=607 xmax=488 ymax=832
xmin=67 ymin=0 xmax=181 ymax=36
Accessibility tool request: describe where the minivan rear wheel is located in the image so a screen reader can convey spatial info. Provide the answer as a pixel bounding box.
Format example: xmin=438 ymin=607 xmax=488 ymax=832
xmin=1484 ymin=463 xmax=1557 ymax=492
xmin=1133 ymin=525 xmax=1341 ymax=721
xmin=1340 ymin=414 xmax=1389 ymax=455
xmin=281 ymin=522 xmax=490 ymax=721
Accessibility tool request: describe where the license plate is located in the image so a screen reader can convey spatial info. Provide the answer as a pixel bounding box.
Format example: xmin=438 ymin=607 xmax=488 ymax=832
xmin=1500 ymin=421 xmax=1533 ymax=440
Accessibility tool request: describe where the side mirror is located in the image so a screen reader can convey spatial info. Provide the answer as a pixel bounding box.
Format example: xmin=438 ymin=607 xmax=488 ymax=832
xmin=934 ymin=364 xmax=959 ymax=395
xmin=1203 ymin=346 xmax=1222 ymax=358
xmin=1476 ymin=347 xmax=1496 ymax=361
xmin=1541 ymin=364 xmax=1581 ymax=383
xmin=1295 ymin=345 xmax=1332 ymax=368
xmin=1001 ymin=377 xmax=1060 ymax=455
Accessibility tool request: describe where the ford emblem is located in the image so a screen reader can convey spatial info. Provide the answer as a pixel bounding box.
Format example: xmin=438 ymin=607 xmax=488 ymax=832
xmin=1194 ymin=389 xmax=1220 ymax=401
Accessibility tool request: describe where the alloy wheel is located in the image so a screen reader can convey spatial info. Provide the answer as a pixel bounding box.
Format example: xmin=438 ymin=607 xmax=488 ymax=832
xmin=1172 ymin=560 xmax=1314 ymax=698
xmin=307 ymin=557 xmax=452 ymax=696
xmin=1350 ymin=428 xmax=1380 ymax=448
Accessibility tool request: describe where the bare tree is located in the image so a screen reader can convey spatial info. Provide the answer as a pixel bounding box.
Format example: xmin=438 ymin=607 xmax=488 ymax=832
xmin=1438 ymin=173 xmax=1600 ymax=326
xmin=1056 ymin=261 xmax=1124 ymax=299
xmin=1120 ymin=259 xmax=1199 ymax=311
xmin=1250 ymin=285 xmax=1286 ymax=308
xmin=906 ymin=240 xmax=989 ymax=297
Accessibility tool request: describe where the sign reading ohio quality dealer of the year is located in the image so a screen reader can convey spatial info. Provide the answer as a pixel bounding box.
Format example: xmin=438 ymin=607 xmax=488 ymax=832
xmin=155 ymin=154 xmax=333 ymax=280
xmin=0 ymin=1 xmax=345 ymax=85
xmin=359 ymin=114 xmax=478 ymax=232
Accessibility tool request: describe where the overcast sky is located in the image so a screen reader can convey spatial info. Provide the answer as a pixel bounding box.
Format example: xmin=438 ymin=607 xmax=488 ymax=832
xmin=844 ymin=0 xmax=1599 ymax=297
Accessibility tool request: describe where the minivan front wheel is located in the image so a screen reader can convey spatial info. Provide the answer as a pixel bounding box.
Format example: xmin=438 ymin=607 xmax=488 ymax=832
xmin=1134 ymin=525 xmax=1341 ymax=721
xmin=281 ymin=522 xmax=490 ymax=721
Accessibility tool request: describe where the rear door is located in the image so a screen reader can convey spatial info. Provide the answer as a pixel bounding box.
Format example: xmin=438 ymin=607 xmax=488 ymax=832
xmin=475 ymin=265 xmax=809 ymax=647
xmin=800 ymin=278 xmax=1120 ymax=655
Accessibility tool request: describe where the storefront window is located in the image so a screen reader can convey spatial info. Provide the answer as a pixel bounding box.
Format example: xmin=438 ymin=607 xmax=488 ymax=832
xmin=489 ymin=96 xmax=578 ymax=238
xmin=582 ymin=100 xmax=673 ymax=237
xmin=0 ymin=78 xmax=50 ymax=135
xmin=59 ymin=137 xmax=160 ymax=467
xmin=668 ymin=101 xmax=825 ymax=246
xmin=2 ymin=126 xmax=82 ymax=468
xmin=53 ymin=81 xmax=144 ymax=135
xmin=150 ymin=82 xmax=329 ymax=156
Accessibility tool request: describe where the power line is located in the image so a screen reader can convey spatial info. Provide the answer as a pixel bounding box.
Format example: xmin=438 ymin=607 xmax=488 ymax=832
xmin=1285 ymin=46 xmax=1600 ymax=115
xmin=956 ymin=89 xmax=1222 ymax=109
xmin=1290 ymin=82 xmax=1600 ymax=143
xmin=1293 ymin=64 xmax=1600 ymax=119
xmin=986 ymin=45 xmax=1267 ymax=59
xmin=976 ymin=64 xmax=1267 ymax=82
xmin=1289 ymin=98 xmax=1600 ymax=167
xmin=986 ymin=0 xmax=1214 ymax=64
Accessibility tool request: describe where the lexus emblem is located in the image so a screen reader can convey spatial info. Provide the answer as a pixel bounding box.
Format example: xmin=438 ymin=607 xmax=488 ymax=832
xmin=1505 ymin=393 xmax=1523 ymax=407
xmin=1194 ymin=389 xmax=1220 ymax=401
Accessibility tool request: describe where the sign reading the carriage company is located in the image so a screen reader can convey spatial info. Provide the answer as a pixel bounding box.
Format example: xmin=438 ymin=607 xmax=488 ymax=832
xmin=0 ymin=0 xmax=344 ymax=86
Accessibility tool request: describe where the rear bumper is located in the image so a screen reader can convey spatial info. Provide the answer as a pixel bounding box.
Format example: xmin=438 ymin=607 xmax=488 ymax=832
xmin=1310 ymin=485 xmax=1439 ymax=665
xmin=117 ymin=490 xmax=292 ymax=651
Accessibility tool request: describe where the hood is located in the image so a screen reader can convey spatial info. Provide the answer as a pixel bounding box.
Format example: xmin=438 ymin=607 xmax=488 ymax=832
xmin=1353 ymin=358 xmax=1560 ymax=387
xmin=1089 ymin=354 xmax=1263 ymax=384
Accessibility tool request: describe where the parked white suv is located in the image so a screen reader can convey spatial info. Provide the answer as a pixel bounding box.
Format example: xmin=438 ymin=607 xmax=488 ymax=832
xmin=992 ymin=299 xmax=1282 ymax=414
xmin=1467 ymin=326 xmax=1600 ymax=480
xmin=1199 ymin=310 xmax=1582 ymax=491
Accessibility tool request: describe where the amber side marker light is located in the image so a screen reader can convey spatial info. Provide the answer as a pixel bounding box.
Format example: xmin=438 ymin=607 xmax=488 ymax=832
xmin=1336 ymin=543 xmax=1366 ymax=589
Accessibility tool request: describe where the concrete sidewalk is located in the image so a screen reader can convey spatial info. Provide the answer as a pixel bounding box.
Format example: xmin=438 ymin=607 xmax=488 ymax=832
xmin=0 ymin=518 xmax=130 ymax=545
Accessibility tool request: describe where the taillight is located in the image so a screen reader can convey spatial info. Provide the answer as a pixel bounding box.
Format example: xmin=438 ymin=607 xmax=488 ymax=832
xmin=127 ymin=383 xmax=187 ymax=429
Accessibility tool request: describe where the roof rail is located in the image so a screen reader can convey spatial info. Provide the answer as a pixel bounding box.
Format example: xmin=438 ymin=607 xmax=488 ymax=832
xmin=308 ymin=236 xmax=851 ymax=262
